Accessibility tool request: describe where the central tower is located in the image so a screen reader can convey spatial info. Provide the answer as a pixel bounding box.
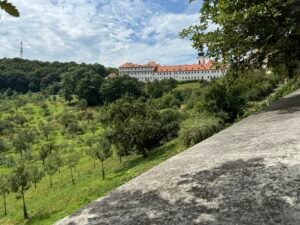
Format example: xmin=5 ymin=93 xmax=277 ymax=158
xmin=198 ymin=45 xmax=206 ymax=65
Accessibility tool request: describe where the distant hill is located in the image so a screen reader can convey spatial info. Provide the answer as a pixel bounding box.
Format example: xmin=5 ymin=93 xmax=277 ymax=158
xmin=0 ymin=58 xmax=116 ymax=94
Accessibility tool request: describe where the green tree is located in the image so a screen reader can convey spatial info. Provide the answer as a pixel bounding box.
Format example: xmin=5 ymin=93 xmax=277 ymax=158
xmin=181 ymin=0 xmax=300 ymax=77
xmin=84 ymin=111 xmax=94 ymax=123
xmin=44 ymin=155 xmax=59 ymax=188
xmin=28 ymin=165 xmax=44 ymax=189
xmin=10 ymin=160 xmax=32 ymax=219
xmin=65 ymin=152 xmax=80 ymax=185
xmin=78 ymin=99 xmax=88 ymax=113
xmin=0 ymin=0 xmax=20 ymax=17
xmin=100 ymin=75 xmax=144 ymax=103
xmin=59 ymin=111 xmax=75 ymax=128
xmin=0 ymin=174 xmax=10 ymax=216
xmin=12 ymin=135 xmax=28 ymax=157
xmin=13 ymin=114 xmax=27 ymax=127
xmin=92 ymin=137 xmax=112 ymax=179
xmin=62 ymin=67 xmax=103 ymax=105
xmin=38 ymin=122 xmax=53 ymax=140
xmin=0 ymin=138 xmax=7 ymax=153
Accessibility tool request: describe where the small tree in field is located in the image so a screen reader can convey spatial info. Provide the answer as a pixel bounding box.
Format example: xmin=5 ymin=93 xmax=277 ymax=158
xmin=28 ymin=165 xmax=44 ymax=189
xmin=38 ymin=122 xmax=53 ymax=140
xmin=0 ymin=174 xmax=10 ymax=216
xmin=78 ymin=99 xmax=88 ymax=114
xmin=65 ymin=152 xmax=80 ymax=185
xmin=93 ymin=137 xmax=112 ymax=180
xmin=45 ymin=155 xmax=59 ymax=188
xmin=39 ymin=145 xmax=50 ymax=165
xmin=115 ymin=142 xmax=127 ymax=165
xmin=12 ymin=136 xmax=28 ymax=157
xmin=85 ymin=136 xmax=96 ymax=167
xmin=84 ymin=111 xmax=94 ymax=123
xmin=10 ymin=160 xmax=33 ymax=219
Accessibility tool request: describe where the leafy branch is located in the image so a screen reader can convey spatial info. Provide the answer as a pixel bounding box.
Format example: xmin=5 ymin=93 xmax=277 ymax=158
xmin=0 ymin=0 xmax=20 ymax=17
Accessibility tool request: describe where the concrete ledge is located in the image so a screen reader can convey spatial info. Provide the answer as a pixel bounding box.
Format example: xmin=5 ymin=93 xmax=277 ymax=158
xmin=55 ymin=90 xmax=300 ymax=225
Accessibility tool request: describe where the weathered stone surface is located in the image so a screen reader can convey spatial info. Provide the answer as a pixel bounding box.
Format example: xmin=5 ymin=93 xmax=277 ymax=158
xmin=55 ymin=90 xmax=300 ymax=225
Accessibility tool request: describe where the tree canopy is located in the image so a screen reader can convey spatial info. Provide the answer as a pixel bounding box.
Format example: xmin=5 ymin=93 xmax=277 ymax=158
xmin=181 ymin=0 xmax=300 ymax=76
xmin=0 ymin=1 xmax=19 ymax=17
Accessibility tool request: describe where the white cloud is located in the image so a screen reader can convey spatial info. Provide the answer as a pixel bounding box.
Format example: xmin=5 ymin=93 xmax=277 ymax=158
xmin=0 ymin=0 xmax=201 ymax=67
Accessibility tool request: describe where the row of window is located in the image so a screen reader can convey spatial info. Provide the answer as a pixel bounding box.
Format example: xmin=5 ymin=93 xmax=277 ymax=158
xmin=137 ymin=75 xmax=220 ymax=81
xmin=120 ymin=67 xmax=153 ymax=71
xmin=122 ymin=70 xmax=225 ymax=76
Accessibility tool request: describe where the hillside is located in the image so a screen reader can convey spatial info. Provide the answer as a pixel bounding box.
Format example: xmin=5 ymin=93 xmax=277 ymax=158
xmin=55 ymin=89 xmax=300 ymax=225
xmin=0 ymin=61 xmax=298 ymax=224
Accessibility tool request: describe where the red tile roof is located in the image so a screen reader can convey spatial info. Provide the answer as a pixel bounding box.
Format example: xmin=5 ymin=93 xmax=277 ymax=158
xmin=157 ymin=61 xmax=214 ymax=73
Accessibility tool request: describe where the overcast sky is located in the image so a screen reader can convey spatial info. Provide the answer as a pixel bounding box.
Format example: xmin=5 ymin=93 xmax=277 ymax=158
xmin=0 ymin=0 xmax=203 ymax=67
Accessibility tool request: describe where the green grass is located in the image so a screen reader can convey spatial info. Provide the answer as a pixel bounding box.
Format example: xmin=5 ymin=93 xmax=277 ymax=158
xmin=0 ymin=96 xmax=186 ymax=225
xmin=175 ymin=82 xmax=202 ymax=91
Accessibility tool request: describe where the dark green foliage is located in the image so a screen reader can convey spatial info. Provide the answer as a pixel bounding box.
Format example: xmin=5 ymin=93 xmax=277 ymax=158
xmin=0 ymin=58 xmax=108 ymax=94
xmin=62 ymin=67 xmax=103 ymax=105
xmin=199 ymin=70 xmax=280 ymax=122
xmin=145 ymin=78 xmax=177 ymax=98
xmin=100 ymin=75 xmax=145 ymax=103
xmin=0 ymin=1 xmax=20 ymax=17
xmin=182 ymin=0 xmax=300 ymax=77
xmin=102 ymin=97 xmax=181 ymax=158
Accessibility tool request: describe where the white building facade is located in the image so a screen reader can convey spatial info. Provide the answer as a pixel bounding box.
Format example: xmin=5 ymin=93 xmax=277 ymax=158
xmin=119 ymin=58 xmax=226 ymax=82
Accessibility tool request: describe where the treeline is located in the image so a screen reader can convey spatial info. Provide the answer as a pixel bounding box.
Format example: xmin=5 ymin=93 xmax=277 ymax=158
xmin=0 ymin=58 xmax=117 ymax=94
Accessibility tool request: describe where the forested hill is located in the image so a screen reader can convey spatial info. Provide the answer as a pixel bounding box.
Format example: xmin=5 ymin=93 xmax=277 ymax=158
xmin=0 ymin=58 xmax=117 ymax=94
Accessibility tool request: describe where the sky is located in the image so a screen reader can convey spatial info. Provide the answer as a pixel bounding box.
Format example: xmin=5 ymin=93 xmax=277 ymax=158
xmin=0 ymin=0 xmax=203 ymax=67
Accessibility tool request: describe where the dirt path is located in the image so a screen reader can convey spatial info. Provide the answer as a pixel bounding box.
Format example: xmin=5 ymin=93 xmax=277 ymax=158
xmin=55 ymin=90 xmax=300 ymax=225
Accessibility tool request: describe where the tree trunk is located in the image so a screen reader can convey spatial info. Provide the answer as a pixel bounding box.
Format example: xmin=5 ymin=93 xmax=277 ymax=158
xmin=21 ymin=190 xmax=28 ymax=219
xmin=70 ymin=168 xmax=75 ymax=185
xmin=101 ymin=161 xmax=105 ymax=180
xmin=34 ymin=181 xmax=37 ymax=189
xmin=49 ymin=175 xmax=53 ymax=188
xmin=3 ymin=193 xmax=7 ymax=216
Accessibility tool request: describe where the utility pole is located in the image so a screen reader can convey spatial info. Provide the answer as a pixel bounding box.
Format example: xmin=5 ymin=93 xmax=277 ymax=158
xmin=20 ymin=41 xmax=23 ymax=58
